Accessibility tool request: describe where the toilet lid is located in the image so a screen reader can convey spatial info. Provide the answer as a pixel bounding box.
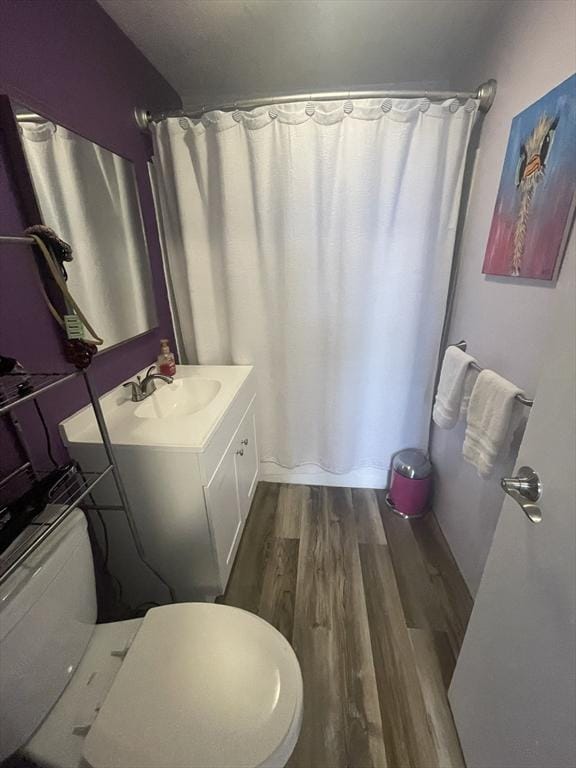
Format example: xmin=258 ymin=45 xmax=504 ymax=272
xmin=82 ymin=604 xmax=302 ymax=768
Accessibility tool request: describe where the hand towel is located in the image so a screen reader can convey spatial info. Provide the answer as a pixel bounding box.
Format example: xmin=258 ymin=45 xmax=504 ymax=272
xmin=433 ymin=346 xmax=477 ymax=429
xmin=459 ymin=366 xmax=478 ymax=420
xmin=463 ymin=369 xmax=522 ymax=477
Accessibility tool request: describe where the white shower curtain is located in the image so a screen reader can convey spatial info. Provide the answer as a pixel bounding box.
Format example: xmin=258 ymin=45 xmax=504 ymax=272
xmin=153 ymin=98 xmax=477 ymax=480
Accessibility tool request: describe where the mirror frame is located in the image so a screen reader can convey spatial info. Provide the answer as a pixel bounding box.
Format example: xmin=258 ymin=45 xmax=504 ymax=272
xmin=2 ymin=95 xmax=160 ymax=353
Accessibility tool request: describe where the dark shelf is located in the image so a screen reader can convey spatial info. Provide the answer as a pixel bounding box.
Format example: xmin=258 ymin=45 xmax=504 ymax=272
xmin=0 ymin=371 xmax=79 ymax=414
xmin=0 ymin=463 xmax=113 ymax=584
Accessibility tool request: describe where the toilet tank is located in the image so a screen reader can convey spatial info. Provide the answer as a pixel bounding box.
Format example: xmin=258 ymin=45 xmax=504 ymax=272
xmin=0 ymin=508 xmax=97 ymax=761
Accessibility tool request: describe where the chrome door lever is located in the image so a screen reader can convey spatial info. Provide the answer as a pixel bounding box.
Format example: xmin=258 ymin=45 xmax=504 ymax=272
xmin=501 ymin=466 xmax=542 ymax=524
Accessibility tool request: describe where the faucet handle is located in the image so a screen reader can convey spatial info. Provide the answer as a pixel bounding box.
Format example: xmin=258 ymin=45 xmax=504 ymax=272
xmin=123 ymin=380 xmax=139 ymax=401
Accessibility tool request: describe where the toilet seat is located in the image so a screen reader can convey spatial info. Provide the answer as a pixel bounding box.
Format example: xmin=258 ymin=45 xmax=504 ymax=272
xmin=82 ymin=603 xmax=303 ymax=768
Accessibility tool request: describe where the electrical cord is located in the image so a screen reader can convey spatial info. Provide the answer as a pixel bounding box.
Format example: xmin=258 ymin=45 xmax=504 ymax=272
xmin=92 ymin=502 xmax=160 ymax=617
xmin=6 ymin=377 xmax=170 ymax=613
xmin=80 ymin=478 xmax=129 ymax=612
xmin=86 ymin=489 xmax=159 ymax=617
xmin=33 ymin=400 xmax=58 ymax=469
xmin=31 ymin=407 xmax=124 ymax=605
xmin=132 ymin=601 xmax=161 ymax=616
xmin=28 ymin=234 xmax=104 ymax=346
xmin=94 ymin=504 xmax=109 ymax=563
xmin=91 ymin=498 xmax=127 ymax=609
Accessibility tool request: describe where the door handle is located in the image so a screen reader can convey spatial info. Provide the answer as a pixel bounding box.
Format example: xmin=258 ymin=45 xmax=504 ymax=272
xmin=500 ymin=466 xmax=542 ymax=524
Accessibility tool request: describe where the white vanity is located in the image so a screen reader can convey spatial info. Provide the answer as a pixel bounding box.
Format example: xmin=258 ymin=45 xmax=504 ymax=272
xmin=60 ymin=365 xmax=258 ymax=606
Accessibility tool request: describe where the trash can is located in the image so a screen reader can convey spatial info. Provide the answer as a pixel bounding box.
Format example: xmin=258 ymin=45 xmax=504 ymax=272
xmin=386 ymin=449 xmax=432 ymax=519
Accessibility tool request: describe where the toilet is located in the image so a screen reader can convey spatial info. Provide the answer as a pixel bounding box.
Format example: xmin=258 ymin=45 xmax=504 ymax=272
xmin=0 ymin=509 xmax=303 ymax=768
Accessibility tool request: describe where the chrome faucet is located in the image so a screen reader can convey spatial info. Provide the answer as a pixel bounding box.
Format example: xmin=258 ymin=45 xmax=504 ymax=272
xmin=123 ymin=365 xmax=174 ymax=402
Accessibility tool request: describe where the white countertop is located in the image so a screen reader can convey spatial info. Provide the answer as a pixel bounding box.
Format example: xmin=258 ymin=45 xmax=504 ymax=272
xmin=60 ymin=365 xmax=254 ymax=451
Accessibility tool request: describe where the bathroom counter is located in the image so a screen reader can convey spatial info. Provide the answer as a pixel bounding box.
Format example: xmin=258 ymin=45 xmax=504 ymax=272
xmin=60 ymin=365 xmax=254 ymax=452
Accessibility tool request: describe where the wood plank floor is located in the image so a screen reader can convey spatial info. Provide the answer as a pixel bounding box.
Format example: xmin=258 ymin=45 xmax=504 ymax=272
xmin=220 ymin=483 xmax=473 ymax=768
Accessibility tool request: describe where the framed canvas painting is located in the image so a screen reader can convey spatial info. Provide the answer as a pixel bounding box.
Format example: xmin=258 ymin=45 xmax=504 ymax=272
xmin=482 ymin=74 xmax=576 ymax=280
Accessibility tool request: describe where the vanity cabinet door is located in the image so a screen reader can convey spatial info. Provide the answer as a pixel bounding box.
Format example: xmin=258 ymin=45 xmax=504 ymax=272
xmin=204 ymin=442 xmax=242 ymax=585
xmin=234 ymin=402 xmax=259 ymax=520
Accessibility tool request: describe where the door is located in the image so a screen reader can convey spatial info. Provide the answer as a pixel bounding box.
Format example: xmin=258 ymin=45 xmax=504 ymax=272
xmin=234 ymin=401 xmax=259 ymax=520
xmin=204 ymin=441 xmax=242 ymax=584
xmin=449 ymin=264 xmax=576 ymax=767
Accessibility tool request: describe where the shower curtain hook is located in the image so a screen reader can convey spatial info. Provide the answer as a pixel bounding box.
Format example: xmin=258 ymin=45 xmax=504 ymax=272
xmin=344 ymin=90 xmax=354 ymax=115
xmin=232 ymin=100 xmax=243 ymax=122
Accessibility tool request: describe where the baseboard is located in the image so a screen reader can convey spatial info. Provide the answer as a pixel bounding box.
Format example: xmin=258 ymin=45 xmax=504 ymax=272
xmin=259 ymin=461 xmax=390 ymax=489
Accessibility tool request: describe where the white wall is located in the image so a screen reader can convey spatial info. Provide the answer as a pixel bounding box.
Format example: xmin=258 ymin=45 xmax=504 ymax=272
xmin=431 ymin=0 xmax=576 ymax=595
xmin=99 ymin=0 xmax=509 ymax=103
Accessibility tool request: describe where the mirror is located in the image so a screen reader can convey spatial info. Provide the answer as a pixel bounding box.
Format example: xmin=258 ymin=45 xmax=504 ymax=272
xmin=13 ymin=104 xmax=158 ymax=351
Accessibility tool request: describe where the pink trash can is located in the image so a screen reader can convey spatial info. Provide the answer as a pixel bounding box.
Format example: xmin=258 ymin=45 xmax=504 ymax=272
xmin=386 ymin=449 xmax=432 ymax=519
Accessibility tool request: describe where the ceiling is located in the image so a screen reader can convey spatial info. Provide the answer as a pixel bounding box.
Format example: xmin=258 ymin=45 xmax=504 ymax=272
xmin=98 ymin=0 xmax=507 ymax=108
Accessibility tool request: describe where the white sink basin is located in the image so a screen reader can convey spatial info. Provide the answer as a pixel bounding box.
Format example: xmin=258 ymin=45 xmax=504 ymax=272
xmin=134 ymin=378 xmax=221 ymax=420
xmin=59 ymin=365 xmax=254 ymax=451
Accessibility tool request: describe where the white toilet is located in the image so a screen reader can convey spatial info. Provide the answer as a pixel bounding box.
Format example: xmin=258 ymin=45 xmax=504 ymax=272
xmin=0 ymin=509 xmax=303 ymax=768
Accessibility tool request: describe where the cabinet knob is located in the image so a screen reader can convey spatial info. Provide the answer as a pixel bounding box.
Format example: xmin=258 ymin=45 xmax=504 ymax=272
xmin=236 ymin=448 xmax=244 ymax=456
xmin=241 ymin=439 xmax=249 ymax=446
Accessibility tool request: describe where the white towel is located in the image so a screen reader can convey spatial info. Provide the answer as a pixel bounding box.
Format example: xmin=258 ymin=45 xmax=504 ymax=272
xmin=433 ymin=346 xmax=477 ymax=429
xmin=459 ymin=367 xmax=478 ymax=420
xmin=463 ymin=369 xmax=522 ymax=477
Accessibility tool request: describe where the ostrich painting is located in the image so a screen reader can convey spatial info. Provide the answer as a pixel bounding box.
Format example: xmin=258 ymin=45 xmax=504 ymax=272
xmin=512 ymin=113 xmax=558 ymax=275
xmin=483 ymin=74 xmax=576 ymax=281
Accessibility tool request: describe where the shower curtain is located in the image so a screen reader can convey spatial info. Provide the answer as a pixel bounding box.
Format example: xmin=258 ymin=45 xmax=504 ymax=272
xmin=153 ymin=98 xmax=477 ymax=480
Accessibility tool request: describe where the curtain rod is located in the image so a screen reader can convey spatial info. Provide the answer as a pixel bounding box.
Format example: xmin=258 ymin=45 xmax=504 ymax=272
xmin=134 ymin=79 xmax=497 ymax=131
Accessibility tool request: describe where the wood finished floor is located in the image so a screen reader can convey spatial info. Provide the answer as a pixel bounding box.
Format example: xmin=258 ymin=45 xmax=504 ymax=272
xmin=220 ymin=483 xmax=473 ymax=768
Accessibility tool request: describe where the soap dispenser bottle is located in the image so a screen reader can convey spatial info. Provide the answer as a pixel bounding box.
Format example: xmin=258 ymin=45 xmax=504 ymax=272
xmin=157 ymin=339 xmax=176 ymax=377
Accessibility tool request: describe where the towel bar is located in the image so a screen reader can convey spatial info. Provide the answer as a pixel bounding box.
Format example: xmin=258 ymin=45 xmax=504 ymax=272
xmin=452 ymin=341 xmax=534 ymax=406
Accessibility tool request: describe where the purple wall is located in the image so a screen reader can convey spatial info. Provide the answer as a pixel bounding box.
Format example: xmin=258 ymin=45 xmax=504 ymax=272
xmin=0 ymin=0 xmax=181 ymax=475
